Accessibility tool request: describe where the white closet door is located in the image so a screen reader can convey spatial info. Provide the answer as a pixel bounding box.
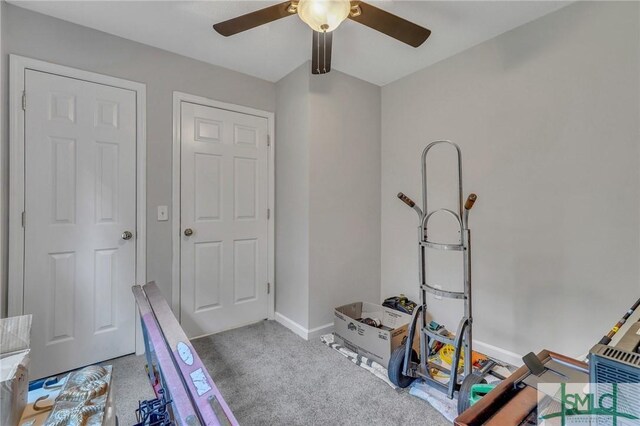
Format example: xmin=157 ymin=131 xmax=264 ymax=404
xmin=180 ymin=101 xmax=269 ymax=338
xmin=24 ymin=70 xmax=137 ymax=379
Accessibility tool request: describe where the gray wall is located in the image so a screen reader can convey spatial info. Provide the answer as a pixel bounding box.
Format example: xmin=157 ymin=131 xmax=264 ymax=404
xmin=0 ymin=3 xmax=276 ymax=313
xmin=308 ymin=71 xmax=381 ymax=329
xmin=381 ymin=1 xmax=640 ymax=360
xmin=275 ymin=63 xmax=381 ymax=331
xmin=275 ymin=63 xmax=310 ymax=328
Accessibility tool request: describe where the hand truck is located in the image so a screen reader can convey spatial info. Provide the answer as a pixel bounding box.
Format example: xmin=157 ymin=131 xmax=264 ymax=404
xmin=388 ymin=140 xmax=479 ymax=400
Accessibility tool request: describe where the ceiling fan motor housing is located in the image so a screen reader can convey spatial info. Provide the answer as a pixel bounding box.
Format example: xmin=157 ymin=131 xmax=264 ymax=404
xmin=297 ymin=0 xmax=352 ymax=33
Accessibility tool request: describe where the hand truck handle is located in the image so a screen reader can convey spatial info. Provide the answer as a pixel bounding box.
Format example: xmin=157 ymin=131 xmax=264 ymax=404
xmin=397 ymin=192 xmax=416 ymax=208
xmin=464 ymin=193 xmax=477 ymax=210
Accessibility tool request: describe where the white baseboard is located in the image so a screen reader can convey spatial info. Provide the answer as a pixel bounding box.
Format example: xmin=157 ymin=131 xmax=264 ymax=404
xmin=474 ymin=339 xmax=523 ymax=367
xmin=307 ymin=322 xmax=334 ymax=340
xmin=275 ymin=312 xmax=308 ymax=339
xmin=275 ymin=311 xmax=520 ymax=366
xmin=275 ymin=311 xmax=333 ymax=340
xmin=474 ymin=341 xmax=592 ymax=368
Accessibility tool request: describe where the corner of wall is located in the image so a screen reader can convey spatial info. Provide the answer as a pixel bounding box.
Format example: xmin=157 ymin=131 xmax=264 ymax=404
xmin=274 ymin=311 xmax=333 ymax=340
xmin=274 ymin=61 xmax=312 ymax=330
xmin=275 ymin=65 xmax=382 ymax=338
xmin=306 ymin=70 xmax=382 ymax=330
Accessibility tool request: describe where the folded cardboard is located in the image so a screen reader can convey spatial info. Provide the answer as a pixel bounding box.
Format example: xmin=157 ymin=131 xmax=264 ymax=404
xmin=334 ymin=302 xmax=418 ymax=368
xmin=1 ymin=315 xmax=32 ymax=426
xmin=1 ymin=315 xmax=32 ymax=355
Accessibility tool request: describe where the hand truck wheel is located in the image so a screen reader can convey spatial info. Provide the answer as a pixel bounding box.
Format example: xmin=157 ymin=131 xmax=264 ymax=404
xmin=457 ymin=373 xmax=487 ymax=414
xmin=388 ymin=344 xmax=418 ymax=388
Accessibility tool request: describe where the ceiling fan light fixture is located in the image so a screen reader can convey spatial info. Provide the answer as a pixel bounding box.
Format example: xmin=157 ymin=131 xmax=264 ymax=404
xmin=297 ymin=0 xmax=351 ymax=33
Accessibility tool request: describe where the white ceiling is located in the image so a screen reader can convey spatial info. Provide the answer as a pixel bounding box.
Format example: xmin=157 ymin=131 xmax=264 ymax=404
xmin=9 ymin=1 xmax=571 ymax=86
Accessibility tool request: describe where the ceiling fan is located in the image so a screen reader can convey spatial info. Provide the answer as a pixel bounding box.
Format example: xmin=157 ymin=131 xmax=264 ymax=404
xmin=213 ymin=0 xmax=431 ymax=75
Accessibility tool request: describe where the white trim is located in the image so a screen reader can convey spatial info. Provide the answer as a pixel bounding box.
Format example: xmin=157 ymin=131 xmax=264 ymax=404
xmin=8 ymin=56 xmax=25 ymax=318
xmin=473 ymin=339 xmax=523 ymax=367
xmin=0 ymin=1 xmax=4 ymax=318
xmin=275 ymin=312 xmax=333 ymax=340
xmin=275 ymin=312 xmax=308 ymax=340
xmin=8 ymin=55 xmax=147 ymax=354
xmin=171 ymin=94 xmax=181 ymax=317
xmin=171 ymin=91 xmax=275 ymax=323
xmin=308 ymin=322 xmax=334 ymax=340
xmin=267 ymin=106 xmax=276 ymax=321
xmin=276 ymin=310 xmax=519 ymax=361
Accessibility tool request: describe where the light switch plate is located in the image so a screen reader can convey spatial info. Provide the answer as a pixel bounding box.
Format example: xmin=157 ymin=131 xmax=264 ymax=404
xmin=157 ymin=205 xmax=169 ymax=221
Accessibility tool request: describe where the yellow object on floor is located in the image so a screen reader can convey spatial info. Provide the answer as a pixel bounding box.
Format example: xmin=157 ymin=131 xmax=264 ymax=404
xmin=438 ymin=344 xmax=488 ymax=368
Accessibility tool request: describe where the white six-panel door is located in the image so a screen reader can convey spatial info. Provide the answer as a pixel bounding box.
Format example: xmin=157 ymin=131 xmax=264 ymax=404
xmin=180 ymin=102 xmax=269 ymax=338
xmin=24 ymin=70 xmax=137 ymax=379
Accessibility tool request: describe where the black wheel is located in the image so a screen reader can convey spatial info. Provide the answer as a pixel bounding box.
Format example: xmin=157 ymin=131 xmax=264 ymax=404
xmin=457 ymin=373 xmax=487 ymax=414
xmin=388 ymin=344 xmax=418 ymax=388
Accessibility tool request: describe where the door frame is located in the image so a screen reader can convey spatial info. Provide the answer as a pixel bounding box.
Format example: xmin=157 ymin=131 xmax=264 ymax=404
xmin=8 ymin=55 xmax=147 ymax=352
xmin=172 ymin=91 xmax=275 ymax=324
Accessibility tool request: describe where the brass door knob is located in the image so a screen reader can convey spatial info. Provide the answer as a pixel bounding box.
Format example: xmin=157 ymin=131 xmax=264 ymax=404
xmin=122 ymin=231 xmax=133 ymax=240
xmin=184 ymin=228 xmax=194 ymax=237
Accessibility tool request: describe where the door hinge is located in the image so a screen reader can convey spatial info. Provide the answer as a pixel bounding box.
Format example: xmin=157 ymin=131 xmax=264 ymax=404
xmin=21 ymin=211 xmax=25 ymax=228
xmin=267 ymin=282 xmax=271 ymax=294
xmin=267 ymin=135 xmax=271 ymax=148
xmin=267 ymin=208 xmax=271 ymax=220
xmin=21 ymin=91 xmax=26 ymax=111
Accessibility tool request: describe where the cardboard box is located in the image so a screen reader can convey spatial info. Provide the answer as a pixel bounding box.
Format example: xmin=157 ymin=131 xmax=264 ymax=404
xmin=334 ymin=302 xmax=418 ymax=368
xmin=1 ymin=315 xmax=32 ymax=426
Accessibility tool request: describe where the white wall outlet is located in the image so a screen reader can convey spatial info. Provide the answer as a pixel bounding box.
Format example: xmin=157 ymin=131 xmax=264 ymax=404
xmin=157 ymin=205 xmax=169 ymax=221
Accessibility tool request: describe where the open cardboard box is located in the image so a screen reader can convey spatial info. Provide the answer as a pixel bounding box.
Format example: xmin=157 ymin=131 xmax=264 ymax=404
xmin=334 ymin=302 xmax=418 ymax=368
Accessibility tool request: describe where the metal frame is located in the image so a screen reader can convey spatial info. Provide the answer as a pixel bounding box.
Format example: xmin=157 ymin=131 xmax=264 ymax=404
xmin=133 ymin=281 xmax=238 ymax=426
xmin=397 ymin=140 xmax=476 ymax=398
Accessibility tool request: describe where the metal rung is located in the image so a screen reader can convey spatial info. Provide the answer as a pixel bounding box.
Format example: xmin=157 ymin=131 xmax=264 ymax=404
xmin=423 ymin=328 xmax=456 ymax=345
xmin=421 ymin=376 xmax=451 ymax=393
xmin=428 ymin=362 xmax=452 ymax=375
xmin=420 ymin=240 xmax=465 ymax=251
xmin=422 ymin=284 xmax=466 ymax=300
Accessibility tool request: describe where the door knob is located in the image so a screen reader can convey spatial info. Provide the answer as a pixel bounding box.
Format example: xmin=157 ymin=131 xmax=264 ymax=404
xmin=122 ymin=231 xmax=133 ymax=240
xmin=184 ymin=228 xmax=194 ymax=237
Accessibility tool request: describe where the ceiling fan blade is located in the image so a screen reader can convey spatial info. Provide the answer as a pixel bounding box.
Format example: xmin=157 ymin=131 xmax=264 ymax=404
xmin=312 ymin=31 xmax=332 ymax=74
xmin=213 ymin=2 xmax=296 ymax=37
xmin=348 ymin=2 xmax=431 ymax=48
